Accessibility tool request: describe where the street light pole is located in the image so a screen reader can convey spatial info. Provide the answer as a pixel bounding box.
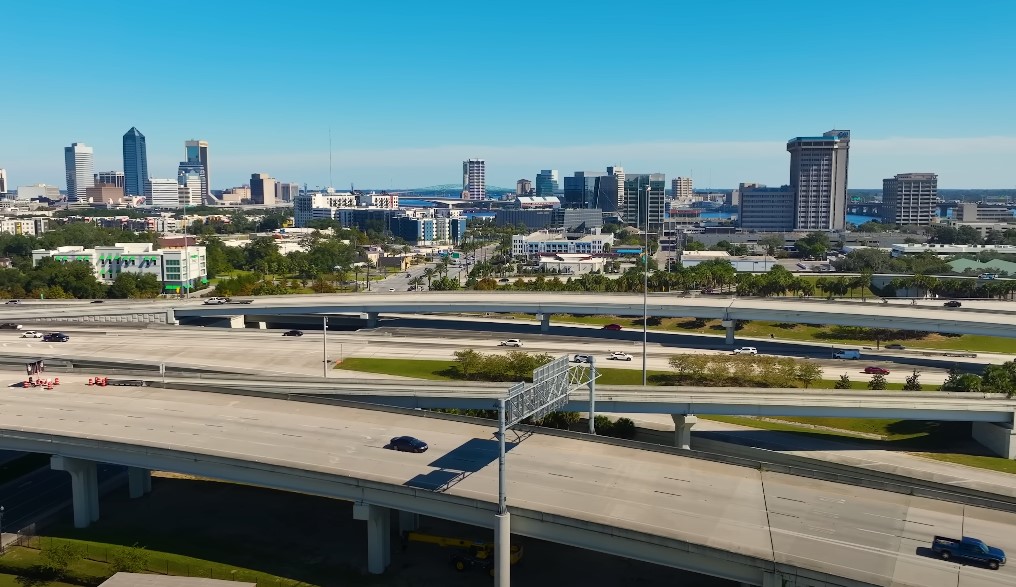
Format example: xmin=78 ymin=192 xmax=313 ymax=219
xmin=322 ymin=316 xmax=328 ymax=378
xmin=643 ymin=182 xmax=650 ymax=388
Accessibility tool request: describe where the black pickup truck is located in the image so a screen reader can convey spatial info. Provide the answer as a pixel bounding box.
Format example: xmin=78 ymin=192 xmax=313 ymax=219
xmin=932 ymin=536 xmax=1006 ymax=569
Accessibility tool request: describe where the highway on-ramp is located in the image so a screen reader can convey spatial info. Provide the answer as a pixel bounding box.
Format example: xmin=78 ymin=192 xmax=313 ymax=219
xmin=0 ymin=385 xmax=1014 ymax=586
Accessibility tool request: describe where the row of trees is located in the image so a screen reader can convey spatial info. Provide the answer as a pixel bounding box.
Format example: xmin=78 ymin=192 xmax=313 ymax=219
xmin=668 ymin=354 xmax=824 ymax=388
xmin=942 ymin=361 xmax=1016 ymax=396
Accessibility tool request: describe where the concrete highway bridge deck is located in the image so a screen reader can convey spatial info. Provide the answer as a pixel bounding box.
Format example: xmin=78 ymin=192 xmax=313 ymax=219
xmin=1 ymin=385 xmax=1015 ymax=587
xmin=3 ymin=293 xmax=1016 ymax=342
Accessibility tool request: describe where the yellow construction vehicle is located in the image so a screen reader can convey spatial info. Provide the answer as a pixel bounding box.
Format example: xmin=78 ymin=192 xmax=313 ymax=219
xmin=402 ymin=531 xmax=524 ymax=576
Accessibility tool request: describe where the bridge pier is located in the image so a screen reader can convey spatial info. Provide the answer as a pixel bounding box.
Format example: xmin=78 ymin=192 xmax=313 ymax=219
xmin=672 ymin=414 xmax=698 ymax=450
xmin=538 ymin=313 xmax=552 ymax=332
xmin=398 ymin=510 xmax=419 ymax=533
xmin=353 ymin=502 xmax=391 ymax=573
xmin=127 ymin=467 xmax=152 ymax=499
xmin=722 ymin=320 xmax=735 ymax=345
xmin=50 ymin=456 xmax=99 ymax=528
xmin=366 ymin=312 xmax=380 ymax=329
xmin=972 ymin=419 xmax=1016 ymax=459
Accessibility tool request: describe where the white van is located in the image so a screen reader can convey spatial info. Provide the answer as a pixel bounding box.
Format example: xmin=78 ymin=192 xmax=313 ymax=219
xmin=833 ymin=349 xmax=861 ymax=360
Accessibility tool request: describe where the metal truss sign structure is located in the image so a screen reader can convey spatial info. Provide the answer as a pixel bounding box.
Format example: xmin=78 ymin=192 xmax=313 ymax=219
xmin=504 ymin=355 xmax=596 ymax=426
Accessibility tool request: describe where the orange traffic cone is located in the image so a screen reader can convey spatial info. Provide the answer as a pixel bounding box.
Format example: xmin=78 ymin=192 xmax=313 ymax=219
xmin=46 ymin=382 xmax=54 ymax=390
xmin=54 ymin=377 xmax=60 ymax=386
xmin=87 ymin=378 xmax=94 ymax=386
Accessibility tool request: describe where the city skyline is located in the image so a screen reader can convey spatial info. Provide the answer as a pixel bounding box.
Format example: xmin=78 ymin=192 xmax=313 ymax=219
xmin=2 ymin=1 xmax=1015 ymax=190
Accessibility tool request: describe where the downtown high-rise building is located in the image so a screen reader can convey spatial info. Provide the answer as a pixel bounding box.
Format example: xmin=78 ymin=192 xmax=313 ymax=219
xmin=250 ymin=173 xmax=277 ymax=206
xmin=881 ymin=173 xmax=938 ymax=226
xmin=535 ymin=170 xmax=559 ymax=196
xmin=671 ymin=176 xmax=692 ymax=200
xmin=122 ymin=127 xmax=148 ymax=196
xmin=622 ymin=173 xmax=666 ymax=233
xmin=275 ymin=182 xmax=300 ymax=203
xmin=185 ymin=140 xmax=210 ymax=199
xmin=177 ymin=161 xmax=207 ymax=204
xmin=462 ymin=159 xmax=485 ymax=200
xmin=515 ymin=179 xmax=533 ymax=195
xmin=64 ymin=142 xmax=94 ymax=201
xmin=607 ymin=165 xmax=625 ymax=211
xmin=787 ymin=130 xmax=850 ymax=231
xmin=145 ymin=178 xmax=179 ymax=208
xmin=95 ymin=171 xmax=125 ymax=189
xmin=0 ymin=169 xmax=7 ymax=194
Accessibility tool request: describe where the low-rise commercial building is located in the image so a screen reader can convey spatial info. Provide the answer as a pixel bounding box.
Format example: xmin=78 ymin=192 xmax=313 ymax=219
xmin=0 ymin=218 xmax=45 ymax=236
xmin=954 ymin=203 xmax=1016 ymax=223
xmin=537 ymin=253 xmax=606 ymax=274
xmin=512 ymin=230 xmax=613 ymax=258
xmin=890 ymin=243 xmax=1016 ymax=257
xmin=32 ymin=243 xmax=207 ymax=293
xmin=950 ymin=221 xmax=1016 ymax=239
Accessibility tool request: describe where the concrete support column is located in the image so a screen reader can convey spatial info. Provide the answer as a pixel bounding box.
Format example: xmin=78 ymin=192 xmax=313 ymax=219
xmin=228 ymin=315 xmax=245 ymax=329
xmin=762 ymin=571 xmax=793 ymax=587
xmin=398 ymin=510 xmax=419 ymax=533
xmin=971 ymin=419 xmax=1016 ymax=459
xmin=538 ymin=313 xmax=552 ymax=333
xmin=722 ymin=319 xmax=735 ymax=345
xmin=50 ymin=456 xmax=98 ymax=528
xmin=165 ymin=310 xmax=179 ymax=325
xmin=672 ymin=414 xmax=698 ymax=450
xmin=128 ymin=467 xmax=152 ymax=499
xmin=366 ymin=312 xmax=380 ymax=329
xmin=353 ymin=502 xmax=391 ymax=574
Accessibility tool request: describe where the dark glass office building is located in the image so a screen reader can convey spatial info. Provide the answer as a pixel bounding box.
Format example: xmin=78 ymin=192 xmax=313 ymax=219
xmin=122 ymin=127 xmax=148 ymax=197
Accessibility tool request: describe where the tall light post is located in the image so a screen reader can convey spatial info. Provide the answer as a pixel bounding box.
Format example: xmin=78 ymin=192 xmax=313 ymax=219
xmin=0 ymin=505 xmax=5 ymax=547
xmin=643 ymin=182 xmax=650 ymax=388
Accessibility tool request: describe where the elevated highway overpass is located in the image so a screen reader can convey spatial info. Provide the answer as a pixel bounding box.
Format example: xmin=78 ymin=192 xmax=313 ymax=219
xmin=170 ymin=378 xmax=1016 ymax=458
xmin=2 ymin=385 xmax=1016 ymax=587
xmin=5 ymin=293 xmax=1014 ymax=344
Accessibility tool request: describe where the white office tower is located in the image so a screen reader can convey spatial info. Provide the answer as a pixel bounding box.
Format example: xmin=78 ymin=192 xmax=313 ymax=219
xmin=787 ymin=130 xmax=850 ymax=231
xmin=462 ymin=159 xmax=486 ymax=200
xmin=145 ymin=178 xmax=180 ymax=208
xmin=64 ymin=143 xmax=95 ymax=201
xmin=882 ymin=173 xmax=938 ymax=226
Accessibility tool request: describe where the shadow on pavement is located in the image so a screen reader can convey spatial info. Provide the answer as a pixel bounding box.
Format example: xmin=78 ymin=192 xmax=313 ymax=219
xmin=405 ymin=437 xmax=518 ymax=492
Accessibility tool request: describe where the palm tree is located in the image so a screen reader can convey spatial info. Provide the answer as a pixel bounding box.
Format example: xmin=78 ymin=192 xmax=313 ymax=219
xmin=424 ymin=267 xmax=436 ymax=289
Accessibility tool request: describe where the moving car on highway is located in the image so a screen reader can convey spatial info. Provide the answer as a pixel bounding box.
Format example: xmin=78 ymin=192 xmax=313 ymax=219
xmin=602 ymin=323 xmax=623 ymax=331
xmin=5 ymin=300 xmax=20 ymax=305
xmin=572 ymin=354 xmax=593 ymax=363
xmin=931 ymin=536 xmax=1006 ymax=569
xmin=203 ymin=297 xmax=228 ymax=305
xmin=732 ymin=347 xmax=758 ymax=355
xmin=0 ymin=323 xmax=22 ymax=330
xmin=944 ymin=300 xmax=962 ymax=308
xmin=885 ymin=344 xmax=905 ymax=350
xmin=282 ymin=330 xmax=303 ymax=337
xmin=20 ymin=331 xmax=43 ymax=339
xmin=863 ymin=366 xmax=890 ymax=375
xmin=833 ymin=349 xmax=861 ymax=359
xmin=499 ymin=339 xmax=523 ymax=347
xmin=42 ymin=332 xmax=70 ymax=342
xmin=386 ymin=436 xmax=428 ymax=453
xmin=608 ymin=351 xmax=632 ymax=361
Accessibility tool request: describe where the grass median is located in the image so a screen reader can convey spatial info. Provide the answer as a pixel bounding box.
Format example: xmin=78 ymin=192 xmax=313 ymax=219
xmin=505 ymin=313 xmax=1012 ymax=354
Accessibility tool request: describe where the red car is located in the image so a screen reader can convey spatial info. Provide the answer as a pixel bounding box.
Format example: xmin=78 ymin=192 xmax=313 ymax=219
xmin=602 ymin=324 xmax=623 ymax=331
xmin=864 ymin=366 xmax=890 ymax=375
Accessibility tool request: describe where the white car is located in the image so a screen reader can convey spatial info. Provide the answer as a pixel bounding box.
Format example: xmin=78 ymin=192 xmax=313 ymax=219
xmin=388 ymin=288 xmax=396 ymax=292
xmin=499 ymin=339 xmax=523 ymax=347
xmin=203 ymin=297 xmax=227 ymax=305
xmin=732 ymin=347 xmax=758 ymax=355
xmin=21 ymin=331 xmax=43 ymax=339
xmin=608 ymin=351 xmax=633 ymax=361
xmin=573 ymin=354 xmax=593 ymax=363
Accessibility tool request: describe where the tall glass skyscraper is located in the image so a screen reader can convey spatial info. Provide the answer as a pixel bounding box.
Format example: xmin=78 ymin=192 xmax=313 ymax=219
xmin=122 ymin=127 xmax=148 ymax=197
xmin=185 ymin=140 xmax=210 ymax=199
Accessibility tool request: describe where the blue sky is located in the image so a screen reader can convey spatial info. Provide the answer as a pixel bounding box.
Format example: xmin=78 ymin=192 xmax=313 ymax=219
xmin=4 ymin=0 xmax=1015 ymax=190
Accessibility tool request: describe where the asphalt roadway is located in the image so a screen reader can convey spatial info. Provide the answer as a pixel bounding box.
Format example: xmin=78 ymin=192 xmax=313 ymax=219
xmin=0 ymin=384 xmax=1013 ymax=586
xmin=0 ymin=325 xmax=959 ymax=384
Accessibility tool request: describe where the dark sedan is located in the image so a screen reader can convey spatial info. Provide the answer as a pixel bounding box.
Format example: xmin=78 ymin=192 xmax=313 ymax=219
xmin=43 ymin=332 xmax=70 ymax=342
xmin=944 ymin=301 xmax=962 ymax=308
xmin=864 ymin=366 xmax=890 ymax=375
xmin=387 ymin=436 xmax=428 ymax=453
xmin=602 ymin=323 xmax=623 ymax=331
xmin=282 ymin=330 xmax=304 ymax=337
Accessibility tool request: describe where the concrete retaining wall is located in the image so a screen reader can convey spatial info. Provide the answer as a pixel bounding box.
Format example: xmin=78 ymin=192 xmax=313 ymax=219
xmin=43 ymin=312 xmax=170 ymax=325
xmin=972 ymin=421 xmax=1016 ymax=459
